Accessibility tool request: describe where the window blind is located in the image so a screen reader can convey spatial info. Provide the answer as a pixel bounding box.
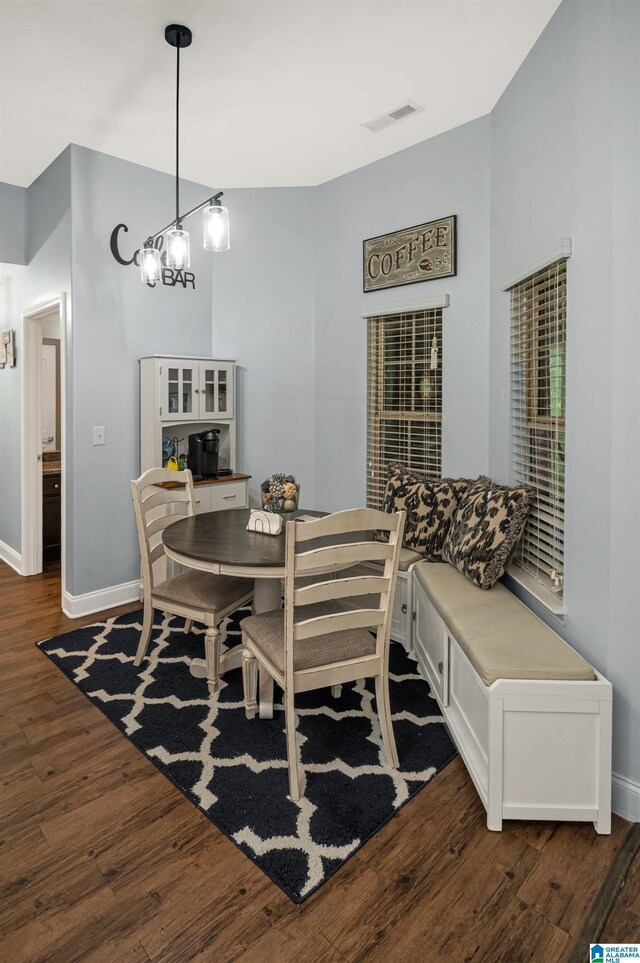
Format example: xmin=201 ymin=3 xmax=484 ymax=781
xmin=367 ymin=309 xmax=443 ymax=509
xmin=510 ymin=259 xmax=567 ymax=596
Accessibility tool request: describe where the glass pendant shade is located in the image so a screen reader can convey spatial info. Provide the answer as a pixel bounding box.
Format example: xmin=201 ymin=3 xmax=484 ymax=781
xmin=165 ymin=227 xmax=190 ymax=269
xmin=203 ymin=203 xmax=230 ymax=251
xmin=139 ymin=245 xmax=162 ymax=283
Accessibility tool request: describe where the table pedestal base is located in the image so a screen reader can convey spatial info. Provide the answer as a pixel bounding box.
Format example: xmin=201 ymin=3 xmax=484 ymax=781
xmin=189 ymin=647 xmax=243 ymax=680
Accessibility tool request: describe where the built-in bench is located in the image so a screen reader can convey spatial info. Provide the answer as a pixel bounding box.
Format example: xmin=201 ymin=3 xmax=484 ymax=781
xmin=412 ymin=561 xmax=612 ymax=833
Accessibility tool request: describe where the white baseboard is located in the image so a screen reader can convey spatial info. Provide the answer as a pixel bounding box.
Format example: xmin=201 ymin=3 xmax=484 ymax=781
xmin=63 ymin=579 xmax=142 ymax=619
xmin=0 ymin=539 xmax=22 ymax=574
xmin=612 ymin=772 xmax=640 ymax=823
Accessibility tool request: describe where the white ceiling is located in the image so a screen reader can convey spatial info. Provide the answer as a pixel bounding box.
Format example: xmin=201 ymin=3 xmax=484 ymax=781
xmin=0 ymin=0 xmax=560 ymax=189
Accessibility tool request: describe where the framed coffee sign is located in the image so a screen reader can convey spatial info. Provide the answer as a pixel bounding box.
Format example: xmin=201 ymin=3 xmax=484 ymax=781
xmin=363 ymin=214 xmax=457 ymax=292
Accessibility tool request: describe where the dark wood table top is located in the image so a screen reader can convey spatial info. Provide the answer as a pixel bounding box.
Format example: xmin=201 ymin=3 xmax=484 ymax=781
xmin=163 ymin=508 xmax=326 ymax=569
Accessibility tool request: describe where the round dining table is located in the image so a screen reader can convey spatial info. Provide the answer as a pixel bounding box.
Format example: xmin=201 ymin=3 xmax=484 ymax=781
xmin=163 ymin=507 xmax=324 ymax=718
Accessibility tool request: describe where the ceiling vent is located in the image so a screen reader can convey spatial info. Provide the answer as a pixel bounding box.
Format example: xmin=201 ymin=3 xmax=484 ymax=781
xmin=363 ymin=100 xmax=424 ymax=133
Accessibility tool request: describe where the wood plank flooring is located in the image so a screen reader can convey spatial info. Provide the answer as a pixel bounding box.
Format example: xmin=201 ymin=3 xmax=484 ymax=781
xmin=1 ymin=560 xmax=638 ymax=962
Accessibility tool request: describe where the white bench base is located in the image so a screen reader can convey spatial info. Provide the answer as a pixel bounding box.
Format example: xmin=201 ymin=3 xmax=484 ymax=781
xmin=413 ymin=573 xmax=613 ymax=834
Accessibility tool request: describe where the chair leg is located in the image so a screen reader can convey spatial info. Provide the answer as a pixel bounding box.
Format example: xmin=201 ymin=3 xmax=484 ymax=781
xmin=285 ymin=688 xmax=300 ymax=801
xmin=375 ymin=671 xmax=399 ymax=769
xmin=242 ymin=648 xmax=258 ymax=719
xmin=184 ymin=618 xmax=193 ymax=634
xmin=331 ymin=684 xmax=342 ymax=699
xmin=204 ymin=625 xmax=221 ymax=695
xmin=134 ymin=603 xmax=154 ymax=666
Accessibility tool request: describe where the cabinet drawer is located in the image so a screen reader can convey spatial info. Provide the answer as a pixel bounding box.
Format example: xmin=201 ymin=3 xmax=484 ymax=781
xmin=43 ymin=473 xmax=61 ymax=497
xmin=210 ymin=481 xmax=247 ymax=511
xmin=193 ymin=487 xmax=213 ymax=514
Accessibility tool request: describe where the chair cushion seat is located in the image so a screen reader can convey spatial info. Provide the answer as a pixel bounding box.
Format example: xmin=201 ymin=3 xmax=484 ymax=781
xmin=241 ymin=602 xmax=377 ymax=674
xmin=153 ymin=571 xmax=251 ymax=613
xmin=414 ymin=562 xmax=594 ymax=685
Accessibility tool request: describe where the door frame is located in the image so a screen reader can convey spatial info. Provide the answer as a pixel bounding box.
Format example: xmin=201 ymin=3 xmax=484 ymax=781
xmin=20 ymin=294 xmax=67 ymax=601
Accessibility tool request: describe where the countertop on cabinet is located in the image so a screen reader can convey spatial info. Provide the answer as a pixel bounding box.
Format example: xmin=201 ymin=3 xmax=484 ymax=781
xmin=159 ymin=473 xmax=251 ymax=490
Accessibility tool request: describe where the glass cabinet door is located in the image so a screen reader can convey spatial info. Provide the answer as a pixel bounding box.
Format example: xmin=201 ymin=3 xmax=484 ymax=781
xmin=163 ymin=364 xmax=195 ymax=420
xmin=198 ymin=362 xmax=233 ymax=418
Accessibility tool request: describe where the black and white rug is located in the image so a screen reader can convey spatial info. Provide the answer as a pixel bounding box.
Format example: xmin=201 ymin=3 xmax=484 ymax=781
xmin=37 ymin=608 xmax=456 ymax=903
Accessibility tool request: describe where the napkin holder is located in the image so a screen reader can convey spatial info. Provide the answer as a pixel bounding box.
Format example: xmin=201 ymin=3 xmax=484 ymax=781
xmin=246 ymin=509 xmax=284 ymax=536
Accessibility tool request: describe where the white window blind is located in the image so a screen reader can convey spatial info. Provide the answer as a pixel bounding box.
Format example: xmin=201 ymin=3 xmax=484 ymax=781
xmin=367 ymin=309 xmax=443 ymax=509
xmin=510 ymin=258 xmax=567 ymax=597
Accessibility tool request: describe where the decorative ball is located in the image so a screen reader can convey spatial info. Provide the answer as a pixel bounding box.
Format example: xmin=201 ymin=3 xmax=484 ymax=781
xmin=283 ymin=499 xmax=296 ymax=511
xmin=283 ymin=482 xmax=297 ymax=500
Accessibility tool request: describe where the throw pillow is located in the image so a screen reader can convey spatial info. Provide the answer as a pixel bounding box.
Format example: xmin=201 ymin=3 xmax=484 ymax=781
xmin=442 ymin=476 xmax=534 ymax=589
xmin=379 ymin=464 xmax=474 ymax=559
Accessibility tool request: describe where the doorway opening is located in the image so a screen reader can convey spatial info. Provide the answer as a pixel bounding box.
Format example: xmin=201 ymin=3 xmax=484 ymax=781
xmin=20 ymin=294 xmax=67 ymax=608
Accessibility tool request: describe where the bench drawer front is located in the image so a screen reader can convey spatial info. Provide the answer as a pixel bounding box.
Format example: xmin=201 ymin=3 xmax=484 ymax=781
xmin=414 ymin=590 xmax=448 ymax=705
xmin=446 ymin=637 xmax=489 ymax=801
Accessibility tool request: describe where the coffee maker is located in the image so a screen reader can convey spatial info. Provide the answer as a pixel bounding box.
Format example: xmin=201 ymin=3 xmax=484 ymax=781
xmin=188 ymin=429 xmax=220 ymax=480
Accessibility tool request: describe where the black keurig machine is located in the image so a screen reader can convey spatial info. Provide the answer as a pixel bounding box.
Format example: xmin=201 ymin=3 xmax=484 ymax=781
xmin=188 ymin=429 xmax=220 ymax=480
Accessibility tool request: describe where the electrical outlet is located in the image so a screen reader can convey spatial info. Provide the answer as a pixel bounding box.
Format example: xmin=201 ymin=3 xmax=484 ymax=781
xmin=93 ymin=426 xmax=106 ymax=446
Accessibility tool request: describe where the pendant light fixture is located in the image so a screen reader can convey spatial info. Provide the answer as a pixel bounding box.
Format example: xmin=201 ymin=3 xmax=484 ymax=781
xmin=140 ymin=24 xmax=230 ymax=284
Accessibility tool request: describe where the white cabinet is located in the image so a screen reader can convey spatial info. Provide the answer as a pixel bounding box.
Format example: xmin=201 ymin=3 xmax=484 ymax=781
xmin=160 ymin=360 xmax=234 ymax=421
xmin=140 ymin=355 xmax=241 ymax=479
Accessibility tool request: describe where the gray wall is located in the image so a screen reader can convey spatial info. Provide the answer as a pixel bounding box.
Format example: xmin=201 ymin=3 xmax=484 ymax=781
xmin=211 ymin=188 xmax=318 ymax=506
xmin=0 ymin=149 xmax=72 ymax=553
xmin=314 ymin=117 xmax=491 ymax=512
xmin=68 ymin=146 xmax=217 ymax=596
xmin=489 ymin=0 xmax=640 ymax=792
xmin=608 ymin=0 xmax=640 ymax=801
xmin=0 ymin=182 xmax=27 ymax=265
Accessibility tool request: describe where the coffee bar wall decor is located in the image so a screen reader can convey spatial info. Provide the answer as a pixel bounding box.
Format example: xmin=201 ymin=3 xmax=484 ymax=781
xmin=363 ymin=215 xmax=457 ymax=292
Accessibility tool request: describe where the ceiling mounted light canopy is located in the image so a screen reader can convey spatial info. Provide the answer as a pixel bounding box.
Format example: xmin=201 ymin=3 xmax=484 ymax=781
xmin=140 ymin=23 xmax=230 ymax=284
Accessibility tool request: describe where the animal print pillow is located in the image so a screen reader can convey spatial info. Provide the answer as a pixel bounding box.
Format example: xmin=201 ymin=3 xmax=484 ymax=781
xmin=442 ymin=476 xmax=534 ymax=589
xmin=380 ymin=464 xmax=473 ymax=560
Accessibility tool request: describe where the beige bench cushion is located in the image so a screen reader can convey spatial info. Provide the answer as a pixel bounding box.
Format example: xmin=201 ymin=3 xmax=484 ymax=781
xmin=368 ymin=547 xmax=422 ymax=572
xmin=414 ymin=562 xmax=595 ymax=685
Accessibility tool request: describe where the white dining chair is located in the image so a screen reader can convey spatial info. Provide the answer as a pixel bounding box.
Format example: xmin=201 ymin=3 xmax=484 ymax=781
xmin=240 ymin=507 xmax=406 ymax=800
xmin=130 ymin=467 xmax=253 ymax=692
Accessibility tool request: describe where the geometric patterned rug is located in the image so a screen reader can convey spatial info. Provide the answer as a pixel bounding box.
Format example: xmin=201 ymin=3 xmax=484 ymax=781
xmin=37 ymin=607 xmax=457 ymax=903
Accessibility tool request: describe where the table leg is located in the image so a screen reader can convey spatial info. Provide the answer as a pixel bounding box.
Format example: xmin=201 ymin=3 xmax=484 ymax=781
xmin=253 ymin=577 xmax=282 ymax=719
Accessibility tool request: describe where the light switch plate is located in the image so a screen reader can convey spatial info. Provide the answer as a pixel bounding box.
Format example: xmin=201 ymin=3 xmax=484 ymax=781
xmin=93 ymin=426 xmax=106 ymax=446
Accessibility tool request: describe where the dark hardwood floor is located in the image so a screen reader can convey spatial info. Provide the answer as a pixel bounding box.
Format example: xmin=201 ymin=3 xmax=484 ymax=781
xmin=1 ymin=560 xmax=638 ymax=962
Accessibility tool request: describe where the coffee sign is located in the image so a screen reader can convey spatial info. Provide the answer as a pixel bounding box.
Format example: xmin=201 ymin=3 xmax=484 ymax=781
xmin=363 ymin=215 xmax=456 ymax=292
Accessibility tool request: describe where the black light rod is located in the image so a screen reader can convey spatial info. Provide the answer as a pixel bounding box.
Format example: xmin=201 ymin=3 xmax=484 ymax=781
xmin=144 ymin=192 xmax=224 ymax=246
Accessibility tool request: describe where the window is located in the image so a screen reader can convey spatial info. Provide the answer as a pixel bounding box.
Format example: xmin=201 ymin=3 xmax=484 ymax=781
xmin=366 ymin=309 xmax=443 ymax=509
xmin=510 ymin=259 xmax=567 ymax=598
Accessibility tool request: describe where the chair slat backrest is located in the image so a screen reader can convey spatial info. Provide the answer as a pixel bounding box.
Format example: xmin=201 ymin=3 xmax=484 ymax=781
xmin=284 ymin=508 xmax=406 ymax=681
xmin=130 ymin=468 xmax=196 ymax=592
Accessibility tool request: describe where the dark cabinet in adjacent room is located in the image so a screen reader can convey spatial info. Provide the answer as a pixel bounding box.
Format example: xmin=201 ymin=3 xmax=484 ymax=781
xmin=43 ymin=472 xmax=61 ymax=563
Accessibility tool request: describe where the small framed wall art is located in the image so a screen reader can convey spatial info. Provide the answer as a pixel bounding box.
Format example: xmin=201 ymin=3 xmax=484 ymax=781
xmin=363 ymin=214 xmax=457 ymax=292
xmin=0 ymin=329 xmax=15 ymax=368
